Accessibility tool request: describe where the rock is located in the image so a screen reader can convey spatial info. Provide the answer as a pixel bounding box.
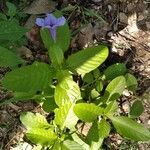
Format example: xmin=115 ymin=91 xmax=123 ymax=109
xmin=138 ymin=13 xmax=145 ymax=21
xmin=77 ymin=24 xmax=94 ymax=48
xmin=119 ymin=12 xmax=128 ymax=24
xmin=94 ymin=22 xmax=109 ymax=41
xmin=24 ymin=0 xmax=56 ymax=14
xmin=123 ymin=89 xmax=130 ymax=97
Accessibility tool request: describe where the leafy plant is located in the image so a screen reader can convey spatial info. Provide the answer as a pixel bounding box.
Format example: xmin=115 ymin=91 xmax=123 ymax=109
xmin=0 ymin=2 xmax=27 ymax=52
xmin=1 ymin=11 xmax=150 ymax=150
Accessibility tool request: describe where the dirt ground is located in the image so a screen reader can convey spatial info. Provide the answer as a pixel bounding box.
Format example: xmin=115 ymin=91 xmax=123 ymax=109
xmin=0 ymin=0 xmax=150 ymax=149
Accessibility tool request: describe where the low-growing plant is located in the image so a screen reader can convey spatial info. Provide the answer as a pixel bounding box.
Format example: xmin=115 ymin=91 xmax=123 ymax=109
xmin=0 ymin=2 xmax=27 ymax=56
xmin=0 ymin=11 xmax=150 ymax=150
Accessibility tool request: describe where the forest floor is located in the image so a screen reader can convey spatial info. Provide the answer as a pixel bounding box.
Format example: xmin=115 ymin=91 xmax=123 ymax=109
xmin=0 ymin=0 xmax=150 ymax=149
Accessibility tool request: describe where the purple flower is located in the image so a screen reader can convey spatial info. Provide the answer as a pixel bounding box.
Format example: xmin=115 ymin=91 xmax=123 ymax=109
xmin=36 ymin=14 xmax=66 ymax=41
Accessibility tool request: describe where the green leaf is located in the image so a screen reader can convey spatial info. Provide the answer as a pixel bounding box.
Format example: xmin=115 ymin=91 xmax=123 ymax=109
xmin=48 ymin=44 xmax=64 ymax=67
xmin=93 ymin=68 xmax=101 ymax=79
xmin=86 ymin=119 xmax=110 ymax=150
xmin=51 ymin=141 xmax=62 ymax=150
xmin=125 ymin=73 xmax=138 ymax=92
xmin=90 ymin=89 xmax=99 ymax=99
xmin=42 ymin=98 xmax=58 ymax=112
xmin=129 ymin=100 xmax=144 ymax=118
xmin=72 ymin=133 xmax=89 ymax=150
xmin=54 ymin=102 xmax=78 ymax=130
xmin=6 ymin=2 xmax=17 ymax=18
xmin=103 ymin=63 xmax=126 ymax=80
xmin=0 ymin=46 xmax=23 ymax=67
xmin=98 ymin=119 xmax=110 ymax=138
xmin=86 ymin=122 xmax=99 ymax=144
xmin=82 ymin=73 xmax=94 ymax=84
xmin=104 ymin=101 xmax=118 ymax=116
xmin=95 ymin=81 xmax=103 ymax=92
xmin=0 ymin=20 xmax=27 ymax=41
xmin=74 ymin=103 xmax=103 ymax=122
xmin=66 ymin=45 xmax=108 ymax=75
xmin=40 ymin=18 xmax=70 ymax=52
xmin=55 ymin=70 xmax=81 ymax=107
xmin=110 ymin=116 xmax=150 ymax=141
xmin=0 ymin=92 xmax=35 ymax=106
xmin=26 ymin=128 xmax=57 ymax=146
xmin=0 ymin=13 xmax=7 ymax=20
xmin=2 ymin=62 xmax=52 ymax=93
xmin=20 ymin=112 xmax=57 ymax=146
xmin=62 ymin=140 xmax=84 ymax=150
xmin=20 ymin=112 xmax=50 ymax=129
xmin=104 ymin=76 xmax=126 ymax=102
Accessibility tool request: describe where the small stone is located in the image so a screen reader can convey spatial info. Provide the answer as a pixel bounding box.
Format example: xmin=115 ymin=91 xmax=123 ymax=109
xmin=138 ymin=14 xmax=145 ymax=21
xmin=139 ymin=65 xmax=145 ymax=71
xmin=107 ymin=31 xmax=113 ymax=37
xmin=145 ymin=67 xmax=150 ymax=73
xmin=117 ymin=139 xmax=122 ymax=145
xmin=123 ymin=103 xmax=129 ymax=113
xmin=123 ymin=89 xmax=130 ymax=97
xmin=108 ymin=5 xmax=112 ymax=12
xmin=119 ymin=12 xmax=128 ymax=24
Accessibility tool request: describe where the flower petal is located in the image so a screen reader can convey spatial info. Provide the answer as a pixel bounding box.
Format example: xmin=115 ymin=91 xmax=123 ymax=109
xmin=55 ymin=16 xmax=66 ymax=26
xmin=49 ymin=27 xmax=57 ymax=41
xmin=45 ymin=14 xmax=57 ymax=26
xmin=35 ymin=18 xmax=45 ymax=27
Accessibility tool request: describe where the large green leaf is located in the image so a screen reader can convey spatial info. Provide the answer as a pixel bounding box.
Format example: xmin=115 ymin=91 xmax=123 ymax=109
xmin=103 ymin=63 xmax=126 ymax=80
xmin=129 ymin=100 xmax=144 ymax=118
xmin=26 ymin=128 xmax=57 ymax=146
xmin=66 ymin=45 xmax=108 ymax=75
xmin=125 ymin=73 xmax=138 ymax=92
xmin=2 ymin=62 xmax=52 ymax=93
xmin=55 ymin=70 xmax=81 ymax=107
xmin=54 ymin=102 xmax=78 ymax=130
xmin=0 ymin=20 xmax=27 ymax=41
xmin=62 ymin=140 xmax=84 ymax=150
xmin=0 ymin=46 xmax=23 ymax=67
xmin=20 ymin=112 xmax=51 ymax=129
xmin=74 ymin=103 xmax=103 ymax=122
xmin=110 ymin=116 xmax=150 ymax=141
xmin=20 ymin=112 xmax=57 ymax=146
xmin=104 ymin=76 xmax=126 ymax=102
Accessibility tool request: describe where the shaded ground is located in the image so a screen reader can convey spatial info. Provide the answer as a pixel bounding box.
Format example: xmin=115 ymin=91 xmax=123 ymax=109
xmin=0 ymin=0 xmax=150 ymax=149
